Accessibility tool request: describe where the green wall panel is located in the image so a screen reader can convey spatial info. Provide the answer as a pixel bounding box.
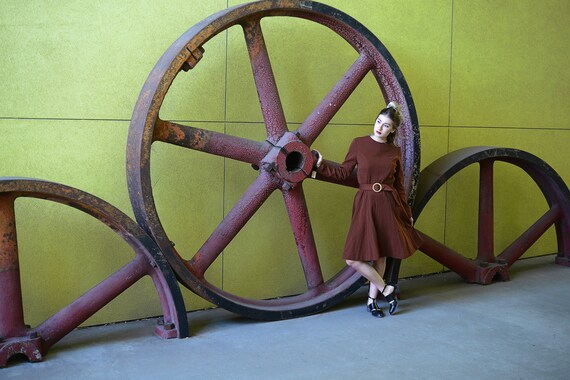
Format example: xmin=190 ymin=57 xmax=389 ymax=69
xmin=451 ymin=0 xmax=570 ymax=128
xmin=318 ymin=0 xmax=453 ymax=127
xmin=0 ymin=119 xmax=132 ymax=211
xmin=0 ymin=0 xmax=226 ymax=120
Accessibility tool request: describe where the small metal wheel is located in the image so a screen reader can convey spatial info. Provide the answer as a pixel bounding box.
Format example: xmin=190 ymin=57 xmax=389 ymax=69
xmin=127 ymin=1 xmax=420 ymax=319
xmin=412 ymin=147 xmax=570 ymax=284
xmin=0 ymin=178 xmax=188 ymax=367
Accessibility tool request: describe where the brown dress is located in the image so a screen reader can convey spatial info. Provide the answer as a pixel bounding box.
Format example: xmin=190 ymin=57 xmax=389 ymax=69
xmin=318 ymin=136 xmax=423 ymax=261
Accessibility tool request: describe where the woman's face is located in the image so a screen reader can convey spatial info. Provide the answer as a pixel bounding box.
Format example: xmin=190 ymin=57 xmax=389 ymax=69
xmin=373 ymin=114 xmax=395 ymax=141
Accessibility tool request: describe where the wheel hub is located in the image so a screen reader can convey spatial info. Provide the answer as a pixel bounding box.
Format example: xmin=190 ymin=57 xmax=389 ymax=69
xmin=261 ymin=132 xmax=314 ymax=189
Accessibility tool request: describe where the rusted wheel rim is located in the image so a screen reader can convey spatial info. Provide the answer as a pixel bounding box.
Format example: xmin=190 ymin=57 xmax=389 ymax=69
xmin=0 ymin=177 xmax=188 ymax=366
xmin=127 ymin=0 xmax=420 ymax=319
xmin=413 ymin=147 xmax=570 ymax=284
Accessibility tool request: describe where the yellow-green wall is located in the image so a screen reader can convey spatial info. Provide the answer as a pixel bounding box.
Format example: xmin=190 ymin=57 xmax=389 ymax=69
xmin=1 ymin=0 xmax=568 ymax=326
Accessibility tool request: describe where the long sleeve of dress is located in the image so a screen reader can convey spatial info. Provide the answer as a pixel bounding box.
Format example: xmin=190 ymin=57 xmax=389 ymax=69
xmin=393 ymin=154 xmax=413 ymax=220
xmin=316 ymin=139 xmax=357 ymax=181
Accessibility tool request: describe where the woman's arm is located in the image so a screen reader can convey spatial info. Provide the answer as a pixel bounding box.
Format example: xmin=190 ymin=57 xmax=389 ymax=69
xmin=315 ymin=139 xmax=358 ymax=181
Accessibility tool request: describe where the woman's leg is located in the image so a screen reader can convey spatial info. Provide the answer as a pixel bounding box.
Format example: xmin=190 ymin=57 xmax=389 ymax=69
xmin=346 ymin=259 xmax=387 ymax=295
xmin=348 ymin=259 xmax=387 ymax=318
xmin=348 ymin=258 xmax=398 ymax=315
xmin=368 ymin=258 xmax=387 ymax=301
xmin=368 ymin=283 xmax=379 ymax=304
xmin=373 ymin=258 xmax=395 ymax=297
xmin=372 ymin=258 xmax=398 ymax=314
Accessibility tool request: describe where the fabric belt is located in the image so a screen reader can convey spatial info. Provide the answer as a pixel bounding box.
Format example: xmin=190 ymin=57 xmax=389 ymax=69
xmin=359 ymin=183 xmax=394 ymax=193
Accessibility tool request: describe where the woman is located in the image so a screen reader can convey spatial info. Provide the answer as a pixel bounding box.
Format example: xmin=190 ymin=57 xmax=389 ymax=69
xmin=313 ymin=102 xmax=423 ymax=317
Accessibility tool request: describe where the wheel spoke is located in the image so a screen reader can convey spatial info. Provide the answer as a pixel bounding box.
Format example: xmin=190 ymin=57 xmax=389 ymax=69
xmin=242 ymin=19 xmax=288 ymax=144
xmin=498 ymin=204 xmax=561 ymax=265
xmin=189 ymin=171 xmax=278 ymax=277
xmin=37 ymin=254 xmax=148 ymax=347
xmin=478 ymin=160 xmax=495 ymax=262
xmin=417 ymin=230 xmax=479 ymax=281
xmin=282 ymin=184 xmax=323 ymax=289
xmin=296 ymin=53 xmax=373 ymax=145
xmin=0 ymin=194 xmax=26 ymax=338
xmin=154 ymin=119 xmax=270 ymax=165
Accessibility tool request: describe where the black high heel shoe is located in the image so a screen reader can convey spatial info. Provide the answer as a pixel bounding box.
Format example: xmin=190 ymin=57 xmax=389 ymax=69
xmin=382 ymin=285 xmax=398 ymax=315
xmin=367 ymin=296 xmax=385 ymax=318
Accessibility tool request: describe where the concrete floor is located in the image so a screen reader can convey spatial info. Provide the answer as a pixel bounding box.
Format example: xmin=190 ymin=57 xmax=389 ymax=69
xmin=3 ymin=254 xmax=570 ymax=379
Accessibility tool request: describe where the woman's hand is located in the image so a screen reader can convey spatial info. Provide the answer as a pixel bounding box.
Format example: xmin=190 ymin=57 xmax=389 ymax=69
xmin=311 ymin=149 xmax=322 ymax=169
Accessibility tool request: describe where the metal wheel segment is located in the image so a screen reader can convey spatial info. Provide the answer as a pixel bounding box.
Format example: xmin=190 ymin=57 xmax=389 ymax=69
xmin=127 ymin=0 xmax=420 ymax=319
xmin=0 ymin=178 xmax=188 ymax=367
xmin=413 ymin=147 xmax=570 ymax=284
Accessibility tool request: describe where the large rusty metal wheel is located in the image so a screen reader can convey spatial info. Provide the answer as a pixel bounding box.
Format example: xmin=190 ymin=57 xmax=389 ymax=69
xmin=127 ymin=0 xmax=420 ymax=319
xmin=412 ymin=147 xmax=570 ymax=284
xmin=0 ymin=178 xmax=188 ymax=367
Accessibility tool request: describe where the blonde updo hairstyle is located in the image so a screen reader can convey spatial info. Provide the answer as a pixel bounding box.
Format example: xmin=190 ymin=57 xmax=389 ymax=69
xmin=377 ymin=101 xmax=403 ymax=145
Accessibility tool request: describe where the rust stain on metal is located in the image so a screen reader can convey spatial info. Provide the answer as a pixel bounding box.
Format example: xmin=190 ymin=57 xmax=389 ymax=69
xmin=0 ymin=196 xmax=18 ymax=272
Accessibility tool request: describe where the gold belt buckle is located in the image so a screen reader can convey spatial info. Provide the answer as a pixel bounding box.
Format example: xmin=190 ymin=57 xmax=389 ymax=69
xmin=372 ymin=183 xmax=383 ymax=192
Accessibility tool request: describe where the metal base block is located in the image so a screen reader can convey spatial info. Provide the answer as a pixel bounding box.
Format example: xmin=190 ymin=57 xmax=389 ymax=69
xmin=154 ymin=317 xmax=181 ymax=339
xmin=555 ymin=254 xmax=570 ymax=267
xmin=0 ymin=335 xmax=44 ymax=367
xmin=475 ymin=261 xmax=510 ymax=285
